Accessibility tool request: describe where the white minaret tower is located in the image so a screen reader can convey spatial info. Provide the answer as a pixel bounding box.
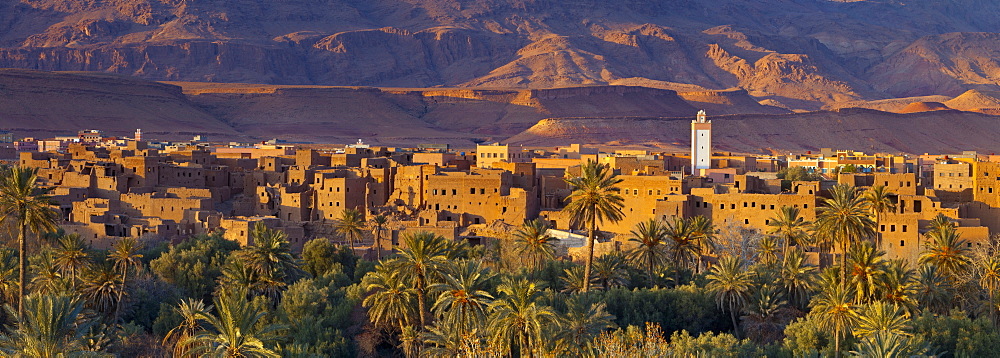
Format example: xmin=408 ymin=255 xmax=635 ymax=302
xmin=691 ymin=110 xmax=711 ymax=174
xmin=135 ymin=128 xmax=143 ymax=141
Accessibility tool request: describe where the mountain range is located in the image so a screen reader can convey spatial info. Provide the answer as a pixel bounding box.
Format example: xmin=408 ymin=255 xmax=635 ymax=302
xmin=3 ymin=0 xmax=1000 ymax=153
xmin=4 ymin=0 xmax=1000 ymax=110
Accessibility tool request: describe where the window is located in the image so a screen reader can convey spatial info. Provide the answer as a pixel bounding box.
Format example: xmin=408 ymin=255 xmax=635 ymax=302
xmin=900 ymin=240 xmax=905 ymax=247
xmin=902 ymin=225 xmax=907 ymax=232
xmin=471 ymin=188 xmax=476 ymax=194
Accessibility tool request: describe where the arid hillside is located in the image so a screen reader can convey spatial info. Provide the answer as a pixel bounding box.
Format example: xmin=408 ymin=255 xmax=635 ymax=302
xmin=3 ymin=0 xmax=1000 ymax=110
xmin=506 ymin=109 xmax=1000 ymax=154
xmin=2 ymin=69 xmax=999 ymax=154
xmin=0 ymin=69 xmax=241 ymax=140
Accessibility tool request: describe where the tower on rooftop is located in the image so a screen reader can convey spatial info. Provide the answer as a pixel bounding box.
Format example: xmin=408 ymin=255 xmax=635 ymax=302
xmin=691 ymin=110 xmax=711 ymax=174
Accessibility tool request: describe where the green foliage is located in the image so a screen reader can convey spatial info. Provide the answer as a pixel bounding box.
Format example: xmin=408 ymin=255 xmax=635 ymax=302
xmin=127 ymin=276 xmax=181 ymax=331
xmin=274 ymin=272 xmax=357 ymax=356
xmin=150 ymin=233 xmax=240 ymax=299
xmin=302 ymin=239 xmax=333 ymax=277
xmin=777 ymin=167 xmax=822 ymax=182
xmin=911 ymin=310 xmax=1000 ymax=357
xmin=783 ymin=316 xmax=834 ymax=357
xmin=301 ymin=238 xmax=360 ymax=279
xmin=580 ymin=284 xmax=728 ymax=335
xmin=669 ymin=329 xmax=757 ymax=357
xmin=594 ymin=323 xmax=671 ymax=356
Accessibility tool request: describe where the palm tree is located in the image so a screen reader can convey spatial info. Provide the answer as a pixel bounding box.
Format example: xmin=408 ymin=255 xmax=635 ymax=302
xmin=53 ymin=233 xmax=90 ymax=288
xmin=217 ymin=258 xmax=267 ymax=298
xmin=79 ymin=262 xmax=122 ymax=316
xmin=421 ymin=319 xmax=476 ymax=358
xmin=877 ymin=260 xmax=918 ymax=314
xmin=184 ymin=288 xmax=285 ymax=357
xmin=28 ymin=247 xmax=70 ymax=295
xmin=487 ymin=278 xmax=556 ymax=357
xmin=925 ymin=213 xmax=955 ymax=235
xmin=511 ymin=218 xmax=557 ymax=272
xmin=919 ymin=225 xmax=969 ymax=279
xmin=0 ymin=293 xmax=93 ymax=357
xmin=847 ymin=241 xmax=886 ymax=303
xmin=741 ymin=283 xmax=788 ymax=344
xmin=0 ymin=248 xmax=18 ymax=323
xmin=0 ymin=166 xmax=60 ymax=316
xmin=688 ymin=215 xmax=714 ymax=273
xmin=914 ymin=264 xmax=953 ymax=314
xmin=852 ymin=301 xmax=911 ymax=339
xmin=163 ymin=298 xmax=213 ymax=357
xmin=560 ymin=266 xmax=593 ymax=294
xmin=850 ymin=331 xmax=929 ymax=357
xmin=706 ymin=255 xmax=754 ymax=338
xmin=664 ymin=216 xmax=700 ymax=283
xmin=369 ymin=214 xmax=390 ymax=261
xmin=562 ymin=160 xmax=624 ymax=292
xmin=768 ymin=205 xmax=812 ymax=258
xmin=240 ymin=222 xmax=300 ymax=296
xmin=431 ymin=260 xmax=495 ymax=341
xmin=978 ymin=256 xmax=1000 ymax=321
xmin=390 ymin=231 xmax=451 ymax=328
xmin=553 ymin=298 xmax=616 ymax=356
xmin=780 ymin=247 xmax=817 ymax=310
xmin=334 ymin=208 xmax=365 ymax=253
xmin=626 ymin=219 xmax=670 ymax=287
xmin=109 ymin=236 xmax=143 ymax=324
xmin=811 ymin=283 xmax=859 ymax=358
xmin=862 ymin=185 xmax=896 ymax=248
xmin=363 ymin=265 xmax=419 ymax=350
xmin=592 ymin=252 xmax=629 ymax=290
xmin=814 ymin=184 xmax=875 ymax=285
xmin=757 ymin=236 xmax=781 ymax=267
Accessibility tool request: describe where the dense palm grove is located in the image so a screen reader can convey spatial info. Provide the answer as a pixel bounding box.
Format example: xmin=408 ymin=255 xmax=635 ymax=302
xmin=2 ymin=162 xmax=1000 ymax=357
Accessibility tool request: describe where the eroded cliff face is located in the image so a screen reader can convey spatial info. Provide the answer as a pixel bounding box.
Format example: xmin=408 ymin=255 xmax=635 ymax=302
xmin=4 ymin=0 xmax=1000 ymax=110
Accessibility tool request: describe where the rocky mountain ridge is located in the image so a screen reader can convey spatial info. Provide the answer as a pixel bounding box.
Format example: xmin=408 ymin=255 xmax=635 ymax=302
xmin=4 ymin=0 xmax=1000 ymax=110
